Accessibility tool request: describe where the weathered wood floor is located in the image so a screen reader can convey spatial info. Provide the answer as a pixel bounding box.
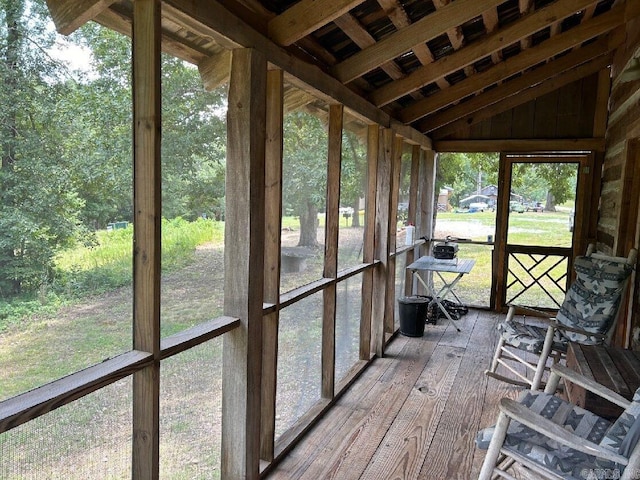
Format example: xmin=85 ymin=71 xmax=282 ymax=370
xmin=265 ymin=309 xmax=528 ymax=480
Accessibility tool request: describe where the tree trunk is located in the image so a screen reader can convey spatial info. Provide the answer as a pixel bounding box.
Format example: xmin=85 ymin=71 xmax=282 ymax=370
xmin=351 ymin=198 xmax=360 ymax=227
xmin=0 ymin=2 xmax=25 ymax=294
xmin=298 ymin=200 xmax=319 ymax=247
xmin=545 ymin=190 xmax=556 ymax=212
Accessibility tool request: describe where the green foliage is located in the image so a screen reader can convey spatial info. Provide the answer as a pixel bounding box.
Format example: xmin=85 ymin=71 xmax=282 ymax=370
xmin=283 ymin=110 xmax=328 ymax=210
xmin=0 ymin=7 xmax=229 ymax=296
xmin=0 ymin=1 xmax=86 ymax=296
xmin=53 ymin=218 xmax=223 ymax=298
xmin=437 ymin=152 xmax=499 ymax=205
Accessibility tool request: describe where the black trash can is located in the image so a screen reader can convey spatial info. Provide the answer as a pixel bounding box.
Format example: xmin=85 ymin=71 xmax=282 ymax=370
xmin=398 ymin=296 xmax=429 ymax=337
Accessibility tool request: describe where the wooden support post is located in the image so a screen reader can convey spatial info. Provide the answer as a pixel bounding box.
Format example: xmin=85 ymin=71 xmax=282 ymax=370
xmin=385 ymin=136 xmax=403 ymax=335
xmin=131 ymin=1 xmax=161 ymax=479
xmin=372 ymin=128 xmax=394 ymax=356
xmin=494 ymin=153 xmax=511 ymax=311
xmin=360 ymin=124 xmax=378 ymax=360
xmin=222 ymin=48 xmax=267 ymax=480
xmin=322 ymin=104 xmax=343 ymax=399
xmin=404 ymin=144 xmax=421 ymax=296
xmin=416 ymin=150 xmax=436 ymax=295
xmin=260 ymin=68 xmax=283 ymax=462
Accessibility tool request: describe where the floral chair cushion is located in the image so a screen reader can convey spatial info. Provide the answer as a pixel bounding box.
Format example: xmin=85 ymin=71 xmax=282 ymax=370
xmin=477 ymin=388 xmax=640 ymax=479
xmin=556 ymin=255 xmax=633 ymax=343
xmin=497 ymin=319 xmax=566 ymax=354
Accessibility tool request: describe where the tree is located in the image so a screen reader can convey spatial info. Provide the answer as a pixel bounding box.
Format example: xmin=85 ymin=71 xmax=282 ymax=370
xmin=437 ymin=152 xmax=499 ymax=206
xmin=0 ymin=1 xmax=84 ymax=295
xmin=512 ymin=163 xmax=577 ymax=211
xmin=282 ymin=111 xmax=328 ymax=248
xmin=340 ymin=130 xmax=366 ymax=228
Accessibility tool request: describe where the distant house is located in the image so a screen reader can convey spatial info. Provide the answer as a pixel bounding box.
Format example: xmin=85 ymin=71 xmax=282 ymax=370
xmin=460 ymin=194 xmax=492 ymax=209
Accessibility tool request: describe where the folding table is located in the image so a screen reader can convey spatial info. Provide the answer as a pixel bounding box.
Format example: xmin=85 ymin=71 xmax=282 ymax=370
xmin=407 ymin=255 xmax=475 ymax=331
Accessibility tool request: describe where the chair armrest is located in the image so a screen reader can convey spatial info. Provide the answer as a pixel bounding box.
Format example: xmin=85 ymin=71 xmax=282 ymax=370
xmin=508 ymin=305 xmax=555 ymax=320
xmin=500 ymin=398 xmax=629 ymax=465
xmin=550 ymin=364 xmax=631 ymax=409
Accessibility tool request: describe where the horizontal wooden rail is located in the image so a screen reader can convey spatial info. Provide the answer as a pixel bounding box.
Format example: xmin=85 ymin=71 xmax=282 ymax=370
xmin=0 ymin=350 xmax=153 ymax=434
xmin=0 ymin=315 xmax=243 ymax=435
xmin=278 ymin=261 xmax=379 ymax=310
xmin=160 ymin=315 xmax=241 ymax=359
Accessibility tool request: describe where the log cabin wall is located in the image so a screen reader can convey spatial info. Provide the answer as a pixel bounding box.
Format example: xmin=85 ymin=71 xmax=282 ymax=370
xmin=601 ymin=12 xmax=640 ymax=348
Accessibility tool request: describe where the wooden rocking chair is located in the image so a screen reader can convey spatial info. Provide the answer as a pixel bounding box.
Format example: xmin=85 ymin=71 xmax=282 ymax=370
xmin=477 ymin=363 xmax=640 ymax=480
xmin=485 ymin=244 xmax=636 ymax=390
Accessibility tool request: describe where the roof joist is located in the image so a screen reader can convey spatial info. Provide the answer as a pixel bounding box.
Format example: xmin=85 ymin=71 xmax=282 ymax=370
xmin=418 ymin=39 xmax=613 ymax=133
xmin=331 ymin=0 xmax=505 ymax=84
xmin=369 ymin=0 xmax=603 ymax=108
xmin=268 ymin=0 xmax=365 ymax=46
xmin=427 ymin=53 xmax=613 ymax=138
xmin=46 ymin=0 xmax=114 ymax=35
xmin=399 ymin=5 xmax=625 ymax=125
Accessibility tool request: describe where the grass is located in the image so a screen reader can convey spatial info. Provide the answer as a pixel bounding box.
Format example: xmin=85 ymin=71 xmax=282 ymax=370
xmin=433 ymin=207 xmax=575 ymax=307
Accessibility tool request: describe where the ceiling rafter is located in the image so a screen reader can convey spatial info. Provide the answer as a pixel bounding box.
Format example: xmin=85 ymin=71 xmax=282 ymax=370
xmin=417 ymin=39 xmax=612 ymax=133
xmin=369 ymin=0 xmax=602 ymax=108
xmin=331 ymin=0 xmax=505 ymax=84
xmin=430 ymin=54 xmax=612 ymax=139
xmin=397 ymin=4 xmax=624 ymax=124
xmin=46 ymin=0 xmax=115 ymax=35
xmin=268 ymin=0 xmax=365 ymax=46
xmin=375 ymin=0 xmax=449 ymax=92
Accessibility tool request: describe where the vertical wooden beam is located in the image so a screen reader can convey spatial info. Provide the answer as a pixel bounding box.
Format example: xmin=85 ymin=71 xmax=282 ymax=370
xmin=131 ymin=1 xmax=161 ymax=479
xmin=222 ymin=48 xmax=267 ymax=480
xmin=494 ymin=153 xmax=512 ymax=311
xmin=360 ymin=124 xmax=378 ymax=361
xmin=385 ymin=136 xmax=403 ymax=335
xmin=372 ymin=128 xmax=393 ymax=356
xmin=322 ymin=104 xmax=343 ymax=399
xmin=260 ymin=68 xmax=283 ymax=462
xmin=418 ymin=150 xmax=436 ymax=247
xmin=588 ymin=68 xmax=611 ymax=244
xmin=404 ymin=144 xmax=421 ymax=296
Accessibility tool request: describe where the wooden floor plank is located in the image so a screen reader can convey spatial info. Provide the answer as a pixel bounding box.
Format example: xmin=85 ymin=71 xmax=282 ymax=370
xmin=269 ymin=335 xmax=413 ymax=477
xmin=360 ymin=343 xmax=465 ymax=479
xmin=264 ymin=309 xmax=530 ymax=480
xmin=297 ymin=334 xmax=443 ymax=479
xmin=417 ymin=310 xmax=496 ymax=479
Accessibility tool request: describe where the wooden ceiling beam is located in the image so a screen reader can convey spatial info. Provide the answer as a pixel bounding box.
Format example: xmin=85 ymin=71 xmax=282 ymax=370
xmin=268 ymin=0 xmax=365 ymax=46
xmin=418 ymin=39 xmax=611 ymax=133
xmin=434 ymin=138 xmax=606 ymax=153
xmin=198 ymin=50 xmax=232 ymax=91
xmin=430 ymin=54 xmax=612 ymax=139
xmin=333 ymin=14 xmax=412 ymax=91
xmin=369 ymin=0 xmax=601 ymax=107
xmin=398 ymin=5 xmax=624 ymax=124
xmin=331 ymin=0 xmax=505 ymax=84
xmin=45 ymin=0 xmax=115 ymax=35
xmin=375 ymin=0 xmax=449 ymax=90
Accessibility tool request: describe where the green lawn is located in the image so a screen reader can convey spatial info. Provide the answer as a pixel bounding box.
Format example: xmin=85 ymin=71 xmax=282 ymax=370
xmin=432 ymin=208 xmax=574 ymax=308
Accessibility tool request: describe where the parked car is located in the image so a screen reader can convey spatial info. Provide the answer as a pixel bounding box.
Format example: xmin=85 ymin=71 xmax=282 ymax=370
xmin=509 ymin=201 xmax=525 ymax=213
xmin=468 ymin=202 xmax=488 ymax=212
xmin=525 ymin=202 xmax=544 ymax=212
